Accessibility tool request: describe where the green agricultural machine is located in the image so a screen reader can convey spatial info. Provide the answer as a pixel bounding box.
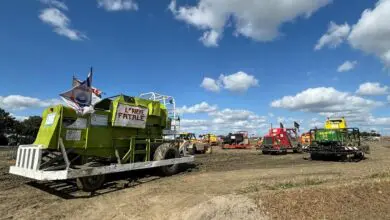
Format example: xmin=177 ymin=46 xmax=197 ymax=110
xmin=9 ymin=92 xmax=194 ymax=191
xmin=306 ymin=128 xmax=369 ymax=161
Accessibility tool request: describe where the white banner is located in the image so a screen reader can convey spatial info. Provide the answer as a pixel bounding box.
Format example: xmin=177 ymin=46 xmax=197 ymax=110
xmin=113 ymin=104 xmax=148 ymax=128
xmin=45 ymin=113 xmax=56 ymax=126
xmin=65 ymin=118 xmax=87 ymax=129
xmin=163 ymin=129 xmax=179 ymax=135
xmin=66 ymin=130 xmax=81 ymax=141
xmin=91 ymin=114 xmax=108 ymax=126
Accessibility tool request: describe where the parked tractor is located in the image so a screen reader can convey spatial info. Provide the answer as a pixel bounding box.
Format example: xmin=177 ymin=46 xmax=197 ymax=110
xmin=305 ymin=117 xmax=369 ymax=161
xmin=260 ymin=124 xmax=302 ymax=154
xmin=200 ymin=133 xmax=218 ymax=146
xmin=306 ymin=128 xmax=367 ymax=161
xmin=300 ymin=132 xmax=312 ymax=150
xmin=178 ymin=132 xmax=211 ymax=154
xmin=222 ymin=131 xmax=251 ymax=149
xmin=9 ymin=92 xmax=194 ymax=192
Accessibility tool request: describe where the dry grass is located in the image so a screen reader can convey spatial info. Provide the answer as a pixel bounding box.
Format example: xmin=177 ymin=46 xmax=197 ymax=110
xmin=258 ymin=179 xmax=390 ymax=220
xmin=2 ymin=142 xmax=390 ymax=219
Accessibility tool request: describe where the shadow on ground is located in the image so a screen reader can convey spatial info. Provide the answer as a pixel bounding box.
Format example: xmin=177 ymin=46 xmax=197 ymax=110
xmin=27 ymin=163 xmax=197 ymax=199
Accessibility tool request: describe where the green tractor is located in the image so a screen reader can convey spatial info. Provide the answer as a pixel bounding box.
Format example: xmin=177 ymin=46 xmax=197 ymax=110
xmin=306 ymin=128 xmax=369 ymax=161
xmin=9 ymin=92 xmax=194 ymax=192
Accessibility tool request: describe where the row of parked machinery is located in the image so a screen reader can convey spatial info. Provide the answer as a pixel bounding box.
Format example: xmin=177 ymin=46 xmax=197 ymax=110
xmin=258 ymin=117 xmax=368 ymax=161
xmin=177 ymin=132 xmax=219 ymax=154
xmin=179 ymin=117 xmax=368 ymax=162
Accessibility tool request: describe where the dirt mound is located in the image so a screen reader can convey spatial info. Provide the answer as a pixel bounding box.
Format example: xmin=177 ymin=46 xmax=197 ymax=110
xmin=172 ymin=194 xmax=268 ymax=220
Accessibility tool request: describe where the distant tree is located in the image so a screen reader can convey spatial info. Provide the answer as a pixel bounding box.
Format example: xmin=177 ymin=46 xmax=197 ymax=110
xmin=0 ymin=108 xmax=42 ymax=145
xmin=17 ymin=116 xmax=42 ymax=144
xmin=360 ymin=131 xmax=369 ymax=137
xmin=0 ymin=108 xmax=17 ymax=145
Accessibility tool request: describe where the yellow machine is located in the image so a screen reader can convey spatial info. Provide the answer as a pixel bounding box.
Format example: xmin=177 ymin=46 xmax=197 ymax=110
xmin=300 ymin=132 xmax=312 ymax=146
xmin=179 ymin=132 xmax=211 ymax=154
xmin=179 ymin=132 xmax=198 ymax=143
xmin=324 ymin=117 xmax=347 ymax=129
xmin=201 ymin=133 xmax=218 ymax=146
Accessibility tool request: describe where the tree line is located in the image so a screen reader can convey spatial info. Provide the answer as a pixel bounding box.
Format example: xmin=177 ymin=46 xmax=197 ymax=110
xmin=0 ymin=108 xmax=42 ymax=146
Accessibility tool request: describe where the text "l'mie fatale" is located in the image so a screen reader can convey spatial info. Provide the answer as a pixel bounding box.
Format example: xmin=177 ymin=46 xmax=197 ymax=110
xmin=117 ymin=107 xmax=146 ymax=121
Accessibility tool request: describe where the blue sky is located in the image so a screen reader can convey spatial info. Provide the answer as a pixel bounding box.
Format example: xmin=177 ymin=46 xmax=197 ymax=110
xmin=1 ymin=0 xmax=390 ymax=135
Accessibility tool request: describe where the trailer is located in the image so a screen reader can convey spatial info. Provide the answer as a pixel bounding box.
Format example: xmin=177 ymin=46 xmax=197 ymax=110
xmin=222 ymin=131 xmax=252 ymax=149
xmin=200 ymin=133 xmax=219 ymax=146
xmin=305 ymin=128 xmax=368 ymax=161
xmin=177 ymin=132 xmax=211 ymax=154
xmin=9 ymin=92 xmax=194 ymax=191
xmin=260 ymin=127 xmax=302 ymax=154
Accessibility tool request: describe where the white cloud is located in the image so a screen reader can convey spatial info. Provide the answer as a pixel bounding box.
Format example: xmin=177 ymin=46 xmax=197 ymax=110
xmin=97 ymin=0 xmax=138 ymax=11
xmin=387 ymin=95 xmax=390 ymax=102
xmin=276 ymin=116 xmax=303 ymax=126
xmin=199 ymin=30 xmax=220 ymax=47
xmin=200 ymin=77 xmax=221 ymax=92
xmin=348 ymin=0 xmax=390 ymax=66
xmin=169 ymin=0 xmax=332 ymax=47
xmin=201 ymin=71 xmax=258 ymax=93
xmin=268 ymin=112 xmax=274 ymax=118
xmin=337 ymin=60 xmax=357 ymax=72
xmin=271 ymin=87 xmax=382 ymax=114
xmin=10 ymin=114 xmax=28 ymax=122
xmin=366 ymin=115 xmax=390 ymax=126
xmin=39 ymin=8 xmax=87 ymax=40
xmin=309 ymin=118 xmax=323 ymax=128
xmin=0 ymin=95 xmax=62 ymax=111
xmin=314 ymin=21 xmax=350 ymax=50
xmin=178 ymin=102 xmax=217 ymax=114
xmin=277 ymin=116 xmax=285 ymax=123
xmin=178 ymin=104 xmax=268 ymax=135
xmin=219 ymin=71 xmax=259 ymax=92
xmin=356 ymin=82 xmax=388 ymax=96
xmin=39 ymin=0 xmax=68 ymax=10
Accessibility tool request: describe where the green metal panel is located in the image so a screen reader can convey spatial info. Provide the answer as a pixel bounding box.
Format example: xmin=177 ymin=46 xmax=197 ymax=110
xmin=32 ymin=95 xmax=169 ymax=159
xmin=33 ymin=105 xmax=62 ymax=148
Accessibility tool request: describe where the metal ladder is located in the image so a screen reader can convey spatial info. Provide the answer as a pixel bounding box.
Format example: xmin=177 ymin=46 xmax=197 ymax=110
xmin=138 ymin=92 xmax=180 ymax=138
xmin=113 ymin=138 xmax=151 ymax=163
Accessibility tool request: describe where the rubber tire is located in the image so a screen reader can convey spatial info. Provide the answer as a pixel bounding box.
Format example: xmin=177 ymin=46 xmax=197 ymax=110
xmin=154 ymin=143 xmax=180 ymax=176
xmin=191 ymin=144 xmax=197 ymax=155
xmin=205 ymin=145 xmax=212 ymax=154
xmin=76 ymin=175 xmax=106 ymax=192
xmin=310 ymin=153 xmax=320 ymax=160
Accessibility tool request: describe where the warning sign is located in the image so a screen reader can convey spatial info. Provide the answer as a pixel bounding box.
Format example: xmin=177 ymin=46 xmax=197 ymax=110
xmin=113 ymin=104 xmax=148 ymax=128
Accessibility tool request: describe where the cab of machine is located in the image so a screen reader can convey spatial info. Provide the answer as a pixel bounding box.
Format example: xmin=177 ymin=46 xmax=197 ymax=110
xmin=325 ymin=117 xmax=347 ymax=129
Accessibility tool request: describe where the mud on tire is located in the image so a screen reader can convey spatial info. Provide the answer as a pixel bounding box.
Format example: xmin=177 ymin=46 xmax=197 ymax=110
xmin=76 ymin=162 xmax=106 ymax=192
xmin=76 ymin=175 xmax=106 ymax=192
xmin=154 ymin=143 xmax=180 ymax=176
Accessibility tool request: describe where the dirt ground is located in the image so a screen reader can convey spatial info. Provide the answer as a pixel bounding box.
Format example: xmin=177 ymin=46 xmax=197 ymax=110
xmin=2 ymin=142 xmax=390 ymax=220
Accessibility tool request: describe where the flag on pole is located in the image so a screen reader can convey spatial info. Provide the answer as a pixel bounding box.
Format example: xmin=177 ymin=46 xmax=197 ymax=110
xmin=73 ymin=70 xmax=102 ymax=98
xmin=294 ymin=121 xmax=300 ymax=130
xmin=61 ymin=68 xmax=98 ymax=114
xmin=60 ymin=83 xmax=92 ymax=108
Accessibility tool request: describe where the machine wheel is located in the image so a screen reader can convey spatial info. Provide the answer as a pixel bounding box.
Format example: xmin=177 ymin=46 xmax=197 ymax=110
xmin=310 ymin=153 xmax=321 ymax=160
xmin=154 ymin=143 xmax=180 ymax=176
xmin=76 ymin=162 xmax=106 ymax=192
xmin=192 ymin=144 xmax=197 ymax=155
xmin=77 ymin=175 xmax=106 ymax=192
xmin=262 ymin=150 xmax=269 ymax=154
xmin=353 ymin=152 xmax=365 ymax=161
xmin=205 ymin=145 xmax=212 ymax=154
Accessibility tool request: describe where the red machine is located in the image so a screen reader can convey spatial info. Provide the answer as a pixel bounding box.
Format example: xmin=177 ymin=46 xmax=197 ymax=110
xmin=222 ymin=131 xmax=252 ymax=149
xmin=260 ymin=124 xmax=302 ymax=154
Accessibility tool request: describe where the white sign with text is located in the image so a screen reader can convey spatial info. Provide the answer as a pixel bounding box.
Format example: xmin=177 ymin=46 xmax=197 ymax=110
xmin=113 ymin=104 xmax=148 ymax=128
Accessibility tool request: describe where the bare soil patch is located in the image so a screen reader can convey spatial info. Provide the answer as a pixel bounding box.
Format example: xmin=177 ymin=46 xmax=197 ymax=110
xmin=1 ymin=142 xmax=390 ymax=219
